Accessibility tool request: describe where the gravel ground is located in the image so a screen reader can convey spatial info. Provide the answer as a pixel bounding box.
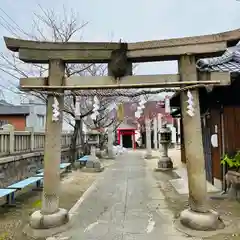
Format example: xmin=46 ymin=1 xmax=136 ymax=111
xmin=0 ymin=159 xmax=115 ymax=240
xmin=147 ymin=149 xmax=240 ymax=240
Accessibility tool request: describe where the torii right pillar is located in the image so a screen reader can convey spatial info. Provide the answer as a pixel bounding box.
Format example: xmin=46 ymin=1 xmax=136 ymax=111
xmin=178 ymin=55 xmax=224 ymax=230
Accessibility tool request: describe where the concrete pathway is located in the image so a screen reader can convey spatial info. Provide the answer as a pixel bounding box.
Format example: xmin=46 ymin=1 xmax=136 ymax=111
xmin=55 ymin=151 xmax=193 ymax=240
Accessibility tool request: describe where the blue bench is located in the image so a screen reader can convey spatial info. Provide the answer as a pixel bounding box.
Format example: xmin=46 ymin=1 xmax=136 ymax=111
xmin=35 ymin=170 xmax=67 ymax=177
xmin=7 ymin=177 xmax=43 ymax=190
xmin=37 ymin=162 xmax=72 ymax=173
xmin=76 ymin=156 xmax=89 ymax=166
xmin=1 ymin=176 xmax=43 ymax=205
xmin=0 ymin=189 xmax=17 ymax=205
xmin=36 ymin=172 xmax=43 ymax=177
xmin=60 ymin=163 xmax=71 ymax=171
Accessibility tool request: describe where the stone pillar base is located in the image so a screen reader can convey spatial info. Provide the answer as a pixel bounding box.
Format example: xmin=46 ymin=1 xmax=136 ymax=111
xmin=156 ymin=156 xmax=173 ymax=170
xmin=179 ymin=208 xmax=225 ymax=231
xmin=106 ymin=150 xmax=116 ymax=160
xmin=86 ymin=155 xmax=102 ymax=168
xmin=95 ymin=149 xmax=104 ymax=159
xmin=83 ymin=155 xmax=104 ymax=172
xmin=145 ymin=154 xmax=153 ymax=159
xmin=24 ymin=208 xmax=70 ymax=238
xmin=82 ymin=166 xmax=104 ymax=172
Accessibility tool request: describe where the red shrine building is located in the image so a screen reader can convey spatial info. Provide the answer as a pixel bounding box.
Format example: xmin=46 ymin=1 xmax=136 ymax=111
xmin=117 ymin=122 xmax=137 ymax=149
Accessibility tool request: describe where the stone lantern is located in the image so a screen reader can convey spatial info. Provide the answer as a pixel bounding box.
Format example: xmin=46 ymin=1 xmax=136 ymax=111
xmin=157 ymin=123 xmax=173 ymax=170
xmin=85 ymin=130 xmax=104 ymax=172
xmin=87 ymin=129 xmax=99 ymax=146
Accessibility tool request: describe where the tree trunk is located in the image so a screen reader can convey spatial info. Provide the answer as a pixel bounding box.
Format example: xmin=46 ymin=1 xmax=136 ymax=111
xmin=79 ymin=119 xmax=84 ymax=150
xmin=69 ymin=119 xmax=81 ymax=163
xmin=99 ymin=133 xmax=107 ymax=150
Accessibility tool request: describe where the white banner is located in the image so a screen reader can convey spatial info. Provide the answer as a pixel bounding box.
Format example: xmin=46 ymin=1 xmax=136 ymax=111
xmin=165 ymin=96 xmax=170 ymax=114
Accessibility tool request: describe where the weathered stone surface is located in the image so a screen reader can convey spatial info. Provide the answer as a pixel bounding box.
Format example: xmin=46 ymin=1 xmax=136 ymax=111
xmin=85 ymin=155 xmax=103 ymax=170
xmin=24 ymin=208 xmax=71 ymax=238
xmin=0 ymin=148 xmax=80 ymax=187
xmin=157 ymin=156 xmax=173 ymax=170
xmin=29 ymin=208 xmax=69 ymax=229
xmin=6 ymin=29 xmax=240 ymax=63
xmin=85 ymin=161 xmax=94 ymax=168
xmin=179 ymin=209 xmax=225 ymax=231
xmin=179 ymin=55 xmax=209 ymax=213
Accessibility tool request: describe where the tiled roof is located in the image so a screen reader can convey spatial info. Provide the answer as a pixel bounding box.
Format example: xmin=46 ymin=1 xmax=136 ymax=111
xmin=196 ymin=43 xmax=240 ymax=72
xmin=117 ymin=122 xmax=136 ymax=130
xmin=0 ymin=100 xmax=13 ymax=106
xmin=0 ymin=105 xmax=30 ymax=115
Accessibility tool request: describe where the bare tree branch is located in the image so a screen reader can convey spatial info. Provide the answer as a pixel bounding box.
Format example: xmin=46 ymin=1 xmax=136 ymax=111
xmin=0 ymin=4 xmax=171 ymax=159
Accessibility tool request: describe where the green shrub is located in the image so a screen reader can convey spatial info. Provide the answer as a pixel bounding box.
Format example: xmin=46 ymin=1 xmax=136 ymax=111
xmin=221 ymin=151 xmax=240 ymax=169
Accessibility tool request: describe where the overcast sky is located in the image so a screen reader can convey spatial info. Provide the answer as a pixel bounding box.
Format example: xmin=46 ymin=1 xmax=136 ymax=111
xmin=0 ymin=0 xmax=240 ymax=103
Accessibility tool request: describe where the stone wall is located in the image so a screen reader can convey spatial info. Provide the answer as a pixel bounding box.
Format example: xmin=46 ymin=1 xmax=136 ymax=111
xmin=0 ymin=148 xmax=81 ymax=188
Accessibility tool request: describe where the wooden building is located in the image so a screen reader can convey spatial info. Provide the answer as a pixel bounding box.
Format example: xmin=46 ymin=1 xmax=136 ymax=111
xmin=0 ymin=100 xmax=30 ymax=131
xmin=170 ymin=44 xmax=240 ymax=190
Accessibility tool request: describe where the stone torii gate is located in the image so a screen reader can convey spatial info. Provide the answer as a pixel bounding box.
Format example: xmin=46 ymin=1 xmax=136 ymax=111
xmin=4 ymin=28 xmax=240 ymax=237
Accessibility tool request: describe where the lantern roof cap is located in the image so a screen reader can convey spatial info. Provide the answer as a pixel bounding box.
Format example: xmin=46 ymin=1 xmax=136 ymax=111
xmin=87 ymin=129 xmax=100 ymax=135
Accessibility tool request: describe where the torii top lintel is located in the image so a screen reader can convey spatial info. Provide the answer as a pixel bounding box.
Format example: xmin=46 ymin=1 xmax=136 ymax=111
xmin=4 ymin=28 xmax=240 ymax=64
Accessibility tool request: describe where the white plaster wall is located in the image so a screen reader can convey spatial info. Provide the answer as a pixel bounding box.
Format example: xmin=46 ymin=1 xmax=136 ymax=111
xmin=24 ymin=96 xmax=74 ymax=132
xmin=26 ymin=103 xmax=46 ymax=132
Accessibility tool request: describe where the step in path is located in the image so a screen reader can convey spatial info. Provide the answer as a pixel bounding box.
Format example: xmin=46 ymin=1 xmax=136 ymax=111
xmin=169 ymin=168 xmax=220 ymax=195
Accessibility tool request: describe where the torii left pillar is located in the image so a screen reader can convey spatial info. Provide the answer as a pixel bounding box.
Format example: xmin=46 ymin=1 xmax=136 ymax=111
xmin=25 ymin=60 xmax=69 ymax=238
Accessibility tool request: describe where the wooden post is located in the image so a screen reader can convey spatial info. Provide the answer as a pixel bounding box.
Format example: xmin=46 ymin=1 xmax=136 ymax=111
xmin=176 ymin=117 xmax=181 ymax=148
xmin=28 ymin=60 xmax=69 ymax=233
xmin=180 ymin=118 xmax=186 ymax=163
xmin=178 ymin=55 xmax=224 ymax=230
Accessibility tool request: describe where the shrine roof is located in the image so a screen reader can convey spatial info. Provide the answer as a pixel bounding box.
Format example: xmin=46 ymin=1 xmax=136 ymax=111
xmin=196 ymin=42 xmax=240 ymax=72
xmin=117 ymin=122 xmax=136 ymax=130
